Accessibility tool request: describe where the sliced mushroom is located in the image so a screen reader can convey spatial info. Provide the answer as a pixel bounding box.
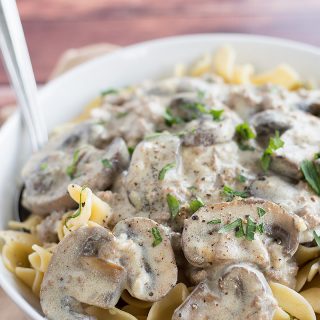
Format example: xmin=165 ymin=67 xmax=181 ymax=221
xmin=126 ymin=134 xmax=186 ymax=223
xmin=113 ymin=217 xmax=178 ymax=301
xmin=36 ymin=211 xmax=64 ymax=243
xmin=182 ymin=109 xmax=240 ymax=147
xmin=250 ymin=175 xmax=320 ymax=235
xmin=40 ymin=226 xmax=127 ymax=320
xmin=270 ymin=112 xmax=320 ymax=180
xmin=172 ymin=263 xmax=277 ymax=320
xmin=250 ymin=110 xmax=293 ymax=147
xmin=22 ymin=138 xmax=129 ymax=215
xmin=41 ymin=218 xmax=177 ymax=319
xmin=182 ymin=199 xmax=303 ymax=286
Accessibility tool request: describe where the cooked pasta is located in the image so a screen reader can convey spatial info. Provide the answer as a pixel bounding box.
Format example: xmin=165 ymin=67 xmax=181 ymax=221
xmin=1 ymin=45 xmax=320 ymax=320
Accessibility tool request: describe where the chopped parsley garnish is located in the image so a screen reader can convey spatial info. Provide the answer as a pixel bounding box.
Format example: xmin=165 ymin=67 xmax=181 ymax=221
xmin=301 ymin=160 xmax=320 ymax=195
xmin=65 ymin=186 xmax=87 ymax=228
xmin=167 ymin=194 xmax=180 ymax=219
xmin=128 ymin=146 xmax=135 ymax=155
xmin=235 ymin=220 xmax=245 ymax=238
xmin=158 ymin=163 xmax=176 ymax=180
xmin=235 ymin=122 xmax=256 ymax=151
xmin=207 ymin=219 xmax=221 ymax=225
xmin=116 ymin=111 xmax=129 ymax=118
xmin=164 ymin=108 xmax=183 ymax=127
xmin=246 ymin=216 xmax=256 ymax=241
xmin=151 ymin=227 xmax=162 ymax=247
xmin=189 ymin=197 xmax=204 ymax=213
xmin=209 ymin=109 xmax=224 ymax=121
xmin=222 ymin=185 xmax=249 ymax=202
xmin=101 ymin=158 xmax=113 ymax=169
xmin=101 ymin=88 xmax=118 ymax=97
xmin=237 ymin=174 xmax=246 ymax=183
xmin=257 ymin=207 xmax=266 ymax=218
xmin=40 ymin=163 xmax=48 ymax=171
xmin=66 ymin=149 xmax=80 ymax=179
xmin=236 ymin=122 xmax=256 ymax=141
xmin=260 ymin=130 xmax=284 ymax=171
xmin=313 ymin=231 xmax=320 ymax=247
xmin=256 ymin=223 xmax=265 ymax=234
xmin=218 ymin=218 xmax=242 ymax=234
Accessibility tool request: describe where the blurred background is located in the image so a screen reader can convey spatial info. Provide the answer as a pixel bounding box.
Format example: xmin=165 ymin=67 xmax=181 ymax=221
xmin=1 ymin=0 xmax=320 ymax=109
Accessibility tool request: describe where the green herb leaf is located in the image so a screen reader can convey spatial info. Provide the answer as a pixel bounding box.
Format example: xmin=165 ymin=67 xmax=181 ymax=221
xmin=158 ymin=163 xmax=176 ymax=180
xmin=314 ymin=152 xmax=320 ymax=160
xmin=245 ymin=216 xmax=256 ymax=241
xmin=197 ymin=90 xmax=205 ymax=99
xmin=237 ymin=174 xmax=246 ymax=183
xmin=116 ymin=111 xmax=129 ymax=118
xmin=256 ymin=223 xmax=265 ymax=234
xmin=164 ymin=108 xmax=183 ymax=127
xmin=236 ymin=122 xmax=256 ymax=141
xmin=257 ymin=207 xmax=266 ymax=218
xmin=101 ymin=88 xmax=118 ymax=97
xmin=218 ymin=218 xmax=242 ymax=233
xmin=222 ymin=185 xmax=249 ymax=202
xmin=40 ymin=163 xmax=48 ymax=171
xmin=260 ymin=130 xmax=284 ymax=171
xmin=235 ymin=220 xmax=245 ymax=238
xmin=66 ymin=149 xmax=80 ymax=179
xmin=65 ymin=186 xmax=87 ymax=228
xmin=167 ymin=194 xmax=180 ymax=219
xmin=189 ymin=197 xmax=205 ymax=213
xmin=209 ymin=109 xmax=224 ymax=121
xmin=238 ymin=142 xmax=255 ymax=151
xmin=207 ymin=219 xmax=221 ymax=225
xmin=151 ymin=227 xmax=162 ymax=247
xmin=128 ymin=146 xmax=135 ymax=155
xmin=313 ymin=231 xmax=320 ymax=247
xmin=301 ymin=160 xmax=320 ymax=195
xmin=101 ymin=159 xmax=112 ymax=169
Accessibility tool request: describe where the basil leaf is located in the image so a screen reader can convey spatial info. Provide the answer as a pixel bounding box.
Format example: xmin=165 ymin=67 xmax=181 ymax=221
xmin=257 ymin=207 xmax=266 ymax=218
xmin=158 ymin=163 xmax=176 ymax=180
xmin=151 ymin=227 xmax=162 ymax=247
xmin=245 ymin=216 xmax=256 ymax=241
xmin=301 ymin=160 xmax=320 ymax=195
xmin=189 ymin=197 xmax=204 ymax=213
xmin=167 ymin=194 xmax=180 ymax=219
xmin=207 ymin=219 xmax=221 ymax=225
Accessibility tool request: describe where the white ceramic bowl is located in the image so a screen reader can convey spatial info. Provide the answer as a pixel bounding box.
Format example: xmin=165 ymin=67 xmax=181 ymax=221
xmin=1 ymin=33 xmax=320 ymax=319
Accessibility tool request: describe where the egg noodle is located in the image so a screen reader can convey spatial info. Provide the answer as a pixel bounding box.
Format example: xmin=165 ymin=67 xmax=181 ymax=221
xmin=0 ymin=46 xmax=320 ymax=320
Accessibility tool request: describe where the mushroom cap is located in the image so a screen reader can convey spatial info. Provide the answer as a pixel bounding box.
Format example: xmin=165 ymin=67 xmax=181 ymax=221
xmin=113 ymin=217 xmax=178 ymax=301
xmin=40 ymin=226 xmax=126 ymax=320
xmin=182 ymin=199 xmax=302 ymax=269
xmin=22 ymin=138 xmax=129 ymax=215
xmin=172 ymin=263 xmax=277 ymax=320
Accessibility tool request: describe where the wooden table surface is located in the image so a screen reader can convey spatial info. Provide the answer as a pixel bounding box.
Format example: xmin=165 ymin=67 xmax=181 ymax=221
xmin=1 ymin=0 xmax=320 ymax=318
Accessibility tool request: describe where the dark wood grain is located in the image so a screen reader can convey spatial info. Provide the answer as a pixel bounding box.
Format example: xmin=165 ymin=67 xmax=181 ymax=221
xmin=0 ymin=0 xmax=320 ymax=84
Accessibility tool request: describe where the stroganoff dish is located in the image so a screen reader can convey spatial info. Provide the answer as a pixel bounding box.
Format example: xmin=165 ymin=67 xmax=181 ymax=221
xmin=1 ymin=46 xmax=320 ymax=320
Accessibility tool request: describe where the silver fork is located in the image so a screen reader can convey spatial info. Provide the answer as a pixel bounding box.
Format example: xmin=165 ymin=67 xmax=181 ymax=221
xmin=0 ymin=0 xmax=48 ymax=151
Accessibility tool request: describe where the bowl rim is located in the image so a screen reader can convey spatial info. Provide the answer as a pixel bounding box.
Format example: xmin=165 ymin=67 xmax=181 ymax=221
xmin=1 ymin=32 xmax=320 ymax=320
